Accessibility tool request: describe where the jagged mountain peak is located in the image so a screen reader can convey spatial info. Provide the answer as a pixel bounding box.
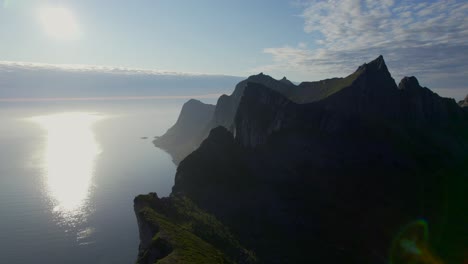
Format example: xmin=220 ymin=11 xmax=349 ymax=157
xmin=230 ymin=72 xmax=296 ymax=100
xmin=206 ymin=126 xmax=233 ymax=143
xmin=398 ymin=76 xmax=421 ymax=90
xmin=179 ymin=98 xmax=214 ymax=114
xmin=279 ymin=76 xmax=295 ymax=87
xmin=246 ymin=72 xmax=283 ymax=83
xmin=355 ymin=55 xmax=389 ymax=74
xmin=185 ymin=98 xmax=206 ymax=106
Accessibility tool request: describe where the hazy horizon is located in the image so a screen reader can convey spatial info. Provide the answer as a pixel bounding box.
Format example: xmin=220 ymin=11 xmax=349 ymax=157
xmin=1 ymin=0 xmax=467 ymax=101
xmin=0 ymin=58 xmax=466 ymax=102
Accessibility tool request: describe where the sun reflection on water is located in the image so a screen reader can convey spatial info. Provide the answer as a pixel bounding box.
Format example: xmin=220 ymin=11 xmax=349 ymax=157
xmin=30 ymin=112 xmax=105 ymax=227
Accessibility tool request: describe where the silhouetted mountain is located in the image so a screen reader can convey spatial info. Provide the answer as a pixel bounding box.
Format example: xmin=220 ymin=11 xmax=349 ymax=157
xmin=397 ymin=76 xmax=466 ymax=123
xmin=209 ymin=72 xmax=296 ymax=131
xmin=155 ymin=56 xmax=467 ymax=164
xmin=154 ymin=59 xmax=369 ymax=162
xmin=138 ymin=56 xmax=468 ymax=263
xmin=154 ymin=99 xmax=215 ymax=164
xmin=154 ymin=72 xmax=299 ymax=163
xmin=279 ymin=76 xmax=294 ymax=86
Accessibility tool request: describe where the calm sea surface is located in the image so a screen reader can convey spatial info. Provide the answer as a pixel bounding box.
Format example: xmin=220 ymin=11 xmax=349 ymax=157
xmin=0 ymin=100 xmax=189 ymax=263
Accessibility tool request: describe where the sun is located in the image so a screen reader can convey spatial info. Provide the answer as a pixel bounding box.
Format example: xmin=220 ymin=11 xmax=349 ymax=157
xmin=39 ymin=7 xmax=81 ymax=40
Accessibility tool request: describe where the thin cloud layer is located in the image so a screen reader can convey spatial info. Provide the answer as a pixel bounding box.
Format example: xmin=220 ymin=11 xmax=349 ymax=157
xmin=260 ymin=0 xmax=468 ymax=90
xmin=0 ymin=61 xmax=242 ymax=99
xmin=0 ymin=61 xmax=230 ymax=77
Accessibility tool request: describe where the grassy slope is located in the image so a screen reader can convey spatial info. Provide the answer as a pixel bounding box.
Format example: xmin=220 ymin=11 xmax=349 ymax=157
xmin=135 ymin=195 xmax=256 ymax=264
xmin=292 ymin=69 xmax=363 ymax=103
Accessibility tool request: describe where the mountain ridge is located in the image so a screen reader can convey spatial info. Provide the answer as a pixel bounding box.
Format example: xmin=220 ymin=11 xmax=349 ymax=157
xmin=155 ymin=55 xmax=409 ymax=163
xmin=139 ymin=56 xmax=468 ymax=263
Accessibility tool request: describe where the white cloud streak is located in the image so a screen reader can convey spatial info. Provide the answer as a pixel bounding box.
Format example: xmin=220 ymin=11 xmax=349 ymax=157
xmin=0 ymin=61 xmax=243 ymax=99
xmin=0 ymin=61 xmax=230 ymax=77
xmin=259 ymin=0 xmax=468 ymax=89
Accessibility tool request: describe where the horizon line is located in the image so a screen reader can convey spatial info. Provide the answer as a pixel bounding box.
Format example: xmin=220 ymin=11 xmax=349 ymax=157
xmin=0 ymin=94 xmax=224 ymax=102
xmin=0 ymin=60 xmax=244 ymax=78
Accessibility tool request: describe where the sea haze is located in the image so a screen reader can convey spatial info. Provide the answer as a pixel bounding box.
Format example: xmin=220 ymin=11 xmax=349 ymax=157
xmin=0 ymin=99 xmax=196 ymax=263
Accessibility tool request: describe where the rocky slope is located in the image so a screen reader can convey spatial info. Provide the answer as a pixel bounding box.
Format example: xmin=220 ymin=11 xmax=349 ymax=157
xmin=138 ymin=56 xmax=468 ymax=263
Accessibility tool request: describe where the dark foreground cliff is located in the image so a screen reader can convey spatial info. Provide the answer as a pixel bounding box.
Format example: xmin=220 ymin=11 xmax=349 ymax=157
xmin=138 ymin=56 xmax=468 ymax=263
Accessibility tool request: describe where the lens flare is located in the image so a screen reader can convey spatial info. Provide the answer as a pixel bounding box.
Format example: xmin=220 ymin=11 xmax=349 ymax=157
xmin=390 ymin=220 xmax=445 ymax=264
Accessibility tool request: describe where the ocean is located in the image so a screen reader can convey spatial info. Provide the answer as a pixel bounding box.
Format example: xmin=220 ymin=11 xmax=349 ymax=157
xmin=0 ymin=99 xmax=193 ymax=263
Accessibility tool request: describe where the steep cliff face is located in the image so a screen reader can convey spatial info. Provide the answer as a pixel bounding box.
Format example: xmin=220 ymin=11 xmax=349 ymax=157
xmin=234 ymin=83 xmax=291 ymax=147
xmin=153 ymin=99 xmax=215 ymax=164
xmin=398 ymin=76 xmax=466 ymax=124
xmin=209 ymin=72 xmax=296 ymax=132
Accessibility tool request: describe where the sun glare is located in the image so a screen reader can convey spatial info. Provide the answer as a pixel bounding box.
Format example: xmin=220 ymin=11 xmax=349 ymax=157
xmin=39 ymin=7 xmax=81 ymax=40
xmin=30 ymin=112 xmax=104 ymax=223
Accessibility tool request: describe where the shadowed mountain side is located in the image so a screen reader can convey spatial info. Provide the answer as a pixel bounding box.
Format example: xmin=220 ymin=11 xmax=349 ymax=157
xmin=153 ymin=99 xmax=215 ymax=164
xmin=397 ymin=76 xmax=466 ymax=123
xmin=158 ymin=82 xmax=468 ymax=263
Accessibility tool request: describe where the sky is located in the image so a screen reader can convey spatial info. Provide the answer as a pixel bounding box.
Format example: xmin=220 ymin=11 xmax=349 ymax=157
xmin=0 ymin=0 xmax=467 ymax=99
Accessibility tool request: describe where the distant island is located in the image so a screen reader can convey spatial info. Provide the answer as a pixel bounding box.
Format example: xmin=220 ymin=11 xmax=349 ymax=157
xmin=136 ymin=56 xmax=468 ymax=263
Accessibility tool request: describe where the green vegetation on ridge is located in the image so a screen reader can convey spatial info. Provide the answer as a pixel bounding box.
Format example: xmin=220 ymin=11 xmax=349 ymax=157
xmin=135 ymin=194 xmax=256 ymax=264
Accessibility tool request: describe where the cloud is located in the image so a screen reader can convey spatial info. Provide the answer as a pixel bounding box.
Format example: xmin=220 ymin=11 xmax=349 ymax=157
xmin=0 ymin=61 xmax=243 ymax=99
xmin=258 ymin=0 xmax=468 ymax=90
xmin=0 ymin=61 xmax=230 ymax=77
xmin=0 ymin=94 xmax=223 ymax=103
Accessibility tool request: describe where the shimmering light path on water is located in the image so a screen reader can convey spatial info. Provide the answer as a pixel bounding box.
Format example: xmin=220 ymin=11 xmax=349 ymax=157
xmin=30 ymin=112 xmax=105 ymax=231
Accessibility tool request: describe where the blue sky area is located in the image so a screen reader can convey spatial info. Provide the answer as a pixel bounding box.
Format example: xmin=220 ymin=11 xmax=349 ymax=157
xmin=0 ymin=0 xmax=467 ymax=98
